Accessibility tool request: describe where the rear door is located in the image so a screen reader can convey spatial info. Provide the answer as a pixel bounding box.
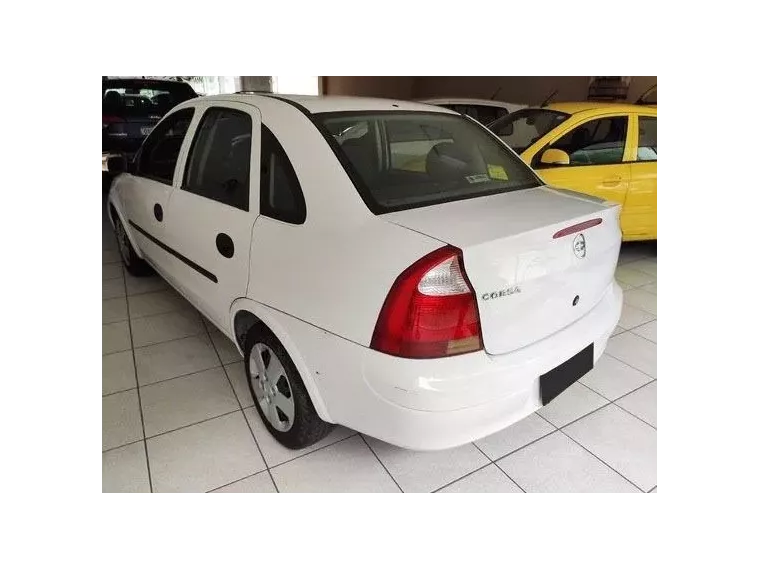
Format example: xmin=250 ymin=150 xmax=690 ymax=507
xmin=625 ymin=114 xmax=657 ymax=239
xmin=529 ymin=114 xmax=636 ymax=235
xmin=121 ymin=108 xmax=196 ymax=274
xmin=163 ymin=102 xmax=260 ymax=333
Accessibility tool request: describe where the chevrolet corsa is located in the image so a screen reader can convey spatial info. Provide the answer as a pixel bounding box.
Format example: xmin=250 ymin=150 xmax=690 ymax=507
xmin=106 ymin=94 xmax=623 ymax=451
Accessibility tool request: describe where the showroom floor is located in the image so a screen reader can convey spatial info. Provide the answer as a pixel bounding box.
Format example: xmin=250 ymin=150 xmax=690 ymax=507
xmin=102 ymin=207 xmax=657 ymax=493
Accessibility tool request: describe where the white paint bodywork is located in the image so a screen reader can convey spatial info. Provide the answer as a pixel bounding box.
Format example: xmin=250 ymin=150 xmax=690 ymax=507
xmin=419 ymin=97 xmax=526 ymax=115
xmin=108 ymin=94 xmax=623 ymax=450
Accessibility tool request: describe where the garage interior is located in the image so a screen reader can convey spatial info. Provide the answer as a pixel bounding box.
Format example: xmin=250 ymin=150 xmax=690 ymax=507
xmin=102 ymin=76 xmax=656 ymax=493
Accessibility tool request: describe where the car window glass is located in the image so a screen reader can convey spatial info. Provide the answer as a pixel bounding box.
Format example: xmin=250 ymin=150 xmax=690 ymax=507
xmin=550 ymin=116 xmax=628 ymax=165
xmin=183 ymin=107 xmax=251 ymax=211
xmin=490 ymin=109 xmax=569 ymax=153
xmin=260 ymin=126 xmax=306 ymax=224
xmin=102 ymin=80 xmax=196 ymax=117
xmin=137 ymin=108 xmax=194 ymax=183
xmin=317 ymin=112 xmax=541 ymax=213
xmin=473 ymin=106 xmax=499 ymax=125
xmin=637 ymin=117 xmax=656 ymax=161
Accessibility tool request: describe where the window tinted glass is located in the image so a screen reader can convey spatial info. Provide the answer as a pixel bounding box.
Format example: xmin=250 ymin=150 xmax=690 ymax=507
xmin=137 ymin=108 xmax=194 ymax=183
xmin=637 ymin=117 xmax=656 ymax=161
xmin=317 ymin=112 xmax=541 ymax=214
xmin=550 ymin=116 xmax=628 ymax=166
xmin=102 ymin=79 xmax=196 ymax=117
xmin=471 ymin=106 xmax=499 ymax=125
xmin=183 ymin=107 xmax=251 ymax=211
xmin=489 ymin=109 xmax=570 ymax=153
xmin=260 ymin=126 xmax=306 ymax=224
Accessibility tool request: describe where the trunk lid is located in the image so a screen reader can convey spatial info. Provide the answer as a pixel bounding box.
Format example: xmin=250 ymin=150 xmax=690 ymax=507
xmin=382 ymin=186 xmax=621 ymax=355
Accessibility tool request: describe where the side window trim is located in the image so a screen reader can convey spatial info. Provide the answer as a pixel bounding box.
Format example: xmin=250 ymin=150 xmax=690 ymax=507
xmin=134 ymin=107 xmax=195 ymax=185
xmin=533 ymin=114 xmax=630 ymax=169
xmin=259 ymin=125 xmax=307 ymax=225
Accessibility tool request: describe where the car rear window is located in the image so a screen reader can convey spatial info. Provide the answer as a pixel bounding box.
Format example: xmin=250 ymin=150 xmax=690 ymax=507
xmin=315 ymin=111 xmax=541 ymax=214
xmin=102 ymin=80 xmax=197 ymax=118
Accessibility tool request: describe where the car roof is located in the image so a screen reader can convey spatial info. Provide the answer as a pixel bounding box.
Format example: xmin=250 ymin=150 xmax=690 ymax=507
xmin=544 ymin=101 xmax=655 ymax=114
xmin=199 ymin=93 xmax=458 ymax=115
xmin=418 ymin=98 xmax=516 ymax=108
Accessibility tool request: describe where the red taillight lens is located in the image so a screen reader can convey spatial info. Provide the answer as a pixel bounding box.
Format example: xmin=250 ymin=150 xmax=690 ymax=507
xmin=102 ymin=115 xmax=124 ymax=129
xmin=553 ymin=218 xmax=602 ymax=239
xmin=370 ymin=246 xmax=483 ymax=359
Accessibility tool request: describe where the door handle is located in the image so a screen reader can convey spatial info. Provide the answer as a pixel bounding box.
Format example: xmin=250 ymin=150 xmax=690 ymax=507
xmin=153 ymin=204 xmax=163 ymax=222
xmin=602 ymin=176 xmax=622 ymax=186
xmin=216 ymin=233 xmax=234 ymax=258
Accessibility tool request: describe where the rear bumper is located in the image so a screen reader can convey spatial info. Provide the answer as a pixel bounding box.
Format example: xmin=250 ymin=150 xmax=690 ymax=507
xmin=278 ymin=281 xmax=623 ymax=451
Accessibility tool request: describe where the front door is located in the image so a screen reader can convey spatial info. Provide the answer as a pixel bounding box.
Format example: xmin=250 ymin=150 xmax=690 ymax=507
xmin=163 ymin=102 xmax=261 ymax=334
xmin=122 ymin=108 xmax=196 ymax=276
xmin=530 ymin=114 xmax=637 ymax=237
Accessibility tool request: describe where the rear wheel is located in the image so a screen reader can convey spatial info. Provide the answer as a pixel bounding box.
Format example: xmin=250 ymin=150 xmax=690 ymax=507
xmin=244 ymin=324 xmax=333 ymax=449
xmin=114 ymin=216 xmax=153 ymax=276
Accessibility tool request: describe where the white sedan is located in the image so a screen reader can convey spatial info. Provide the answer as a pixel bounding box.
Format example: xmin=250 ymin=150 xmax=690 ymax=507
xmin=107 ymin=94 xmax=623 ymax=451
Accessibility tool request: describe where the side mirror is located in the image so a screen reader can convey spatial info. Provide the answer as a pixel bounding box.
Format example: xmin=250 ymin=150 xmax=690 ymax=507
xmin=106 ymin=154 xmax=128 ymax=174
xmin=540 ymin=148 xmax=570 ymax=166
xmin=498 ymin=123 xmax=514 ymax=136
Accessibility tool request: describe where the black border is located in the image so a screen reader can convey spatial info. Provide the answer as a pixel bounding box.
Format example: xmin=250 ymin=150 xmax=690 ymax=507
xmin=260 ymin=124 xmax=307 ymax=225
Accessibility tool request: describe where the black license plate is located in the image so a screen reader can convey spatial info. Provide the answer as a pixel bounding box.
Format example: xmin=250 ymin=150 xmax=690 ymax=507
xmin=540 ymin=344 xmax=594 ymax=405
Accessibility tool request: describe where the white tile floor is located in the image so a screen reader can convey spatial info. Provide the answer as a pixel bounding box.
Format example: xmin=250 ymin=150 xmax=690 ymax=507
xmin=102 ymin=210 xmax=657 ymax=493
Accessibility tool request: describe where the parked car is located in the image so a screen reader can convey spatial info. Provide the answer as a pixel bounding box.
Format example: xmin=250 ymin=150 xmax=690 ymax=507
xmin=488 ymin=103 xmax=657 ymax=241
xmin=107 ymin=94 xmax=623 ymax=451
xmin=418 ymin=98 xmax=525 ymax=124
xmin=102 ymin=77 xmax=197 ymax=189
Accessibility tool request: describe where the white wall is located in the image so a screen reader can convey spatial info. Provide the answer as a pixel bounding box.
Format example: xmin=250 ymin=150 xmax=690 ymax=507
xmin=272 ymin=76 xmax=319 ymax=95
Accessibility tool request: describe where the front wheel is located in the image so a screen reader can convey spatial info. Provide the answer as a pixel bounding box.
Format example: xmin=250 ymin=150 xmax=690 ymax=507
xmin=244 ymin=324 xmax=334 ymax=449
xmin=114 ymin=216 xmax=153 ymax=276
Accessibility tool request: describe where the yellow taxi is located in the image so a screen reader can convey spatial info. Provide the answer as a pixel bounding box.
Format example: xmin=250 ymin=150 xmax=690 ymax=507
xmin=488 ymin=102 xmax=657 ymax=241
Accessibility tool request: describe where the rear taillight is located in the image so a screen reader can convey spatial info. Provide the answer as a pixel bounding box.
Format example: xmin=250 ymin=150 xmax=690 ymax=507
xmin=370 ymin=246 xmax=483 ymax=359
xmin=102 ymin=115 xmax=123 ymax=129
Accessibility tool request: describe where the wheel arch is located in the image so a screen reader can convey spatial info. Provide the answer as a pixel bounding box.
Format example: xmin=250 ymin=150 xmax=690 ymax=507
xmin=229 ymin=298 xmax=333 ymax=423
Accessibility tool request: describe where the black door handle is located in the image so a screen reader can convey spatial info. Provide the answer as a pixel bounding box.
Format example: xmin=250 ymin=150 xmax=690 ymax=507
xmin=154 ymin=204 xmax=163 ymax=222
xmin=216 ymin=233 xmax=234 ymax=258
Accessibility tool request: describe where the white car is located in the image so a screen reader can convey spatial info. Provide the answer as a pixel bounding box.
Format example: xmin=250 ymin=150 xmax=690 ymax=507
xmin=418 ymin=98 xmax=526 ymax=125
xmin=107 ymin=94 xmax=623 ymax=451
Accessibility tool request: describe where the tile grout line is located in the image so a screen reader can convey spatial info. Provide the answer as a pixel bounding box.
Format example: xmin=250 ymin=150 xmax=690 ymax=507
xmin=557 ymin=429 xmax=648 ymax=492
xmin=200 ymin=318 xmax=280 ymax=493
xmin=517 ymin=400 xmax=654 ymax=490
xmin=604 ymin=351 xmax=656 ymax=380
xmin=121 ymin=262 xmax=154 ymax=493
xmin=257 ymin=432 xmax=360 ymax=472
xmin=359 ymin=434 xmax=405 ymax=493
xmin=206 ymin=434 xmax=358 ymax=494
xmin=136 ymin=362 xmax=227 ymax=390
xmin=432 ymin=461 xmax=496 ymax=493
xmin=578 ymin=373 xmax=657 ymax=428
xmin=473 ymin=427 xmax=559 ymax=470
xmin=474 ymin=442 xmax=527 ymax=493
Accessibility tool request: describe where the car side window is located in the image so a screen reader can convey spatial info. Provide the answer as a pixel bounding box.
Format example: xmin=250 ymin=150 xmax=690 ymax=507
xmin=260 ymin=125 xmax=306 ymax=224
xmin=637 ymin=117 xmax=657 ymax=161
xmin=549 ymin=116 xmax=628 ymax=166
xmin=183 ymin=107 xmax=252 ymax=212
xmin=137 ymin=108 xmax=194 ymax=183
xmin=472 ymin=106 xmax=499 ymax=125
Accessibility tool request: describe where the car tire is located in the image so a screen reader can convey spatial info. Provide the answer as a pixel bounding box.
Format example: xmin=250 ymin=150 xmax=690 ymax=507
xmin=244 ymin=323 xmax=334 ymax=449
xmin=113 ymin=216 xmax=153 ymax=277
